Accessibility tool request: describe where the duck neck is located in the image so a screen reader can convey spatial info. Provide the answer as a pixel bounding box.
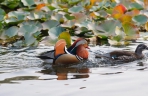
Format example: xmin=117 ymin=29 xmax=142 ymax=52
xmin=135 ymin=48 xmax=143 ymax=56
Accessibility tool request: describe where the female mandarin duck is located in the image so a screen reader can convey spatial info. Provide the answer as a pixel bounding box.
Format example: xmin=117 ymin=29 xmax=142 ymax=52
xmin=37 ymin=38 xmax=89 ymax=65
xmin=96 ymin=44 xmax=148 ymax=63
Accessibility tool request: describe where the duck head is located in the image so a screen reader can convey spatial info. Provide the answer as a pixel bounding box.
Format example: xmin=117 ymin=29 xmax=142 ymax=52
xmin=68 ymin=38 xmax=89 ymax=55
xmin=135 ymin=44 xmax=148 ymax=55
xmin=76 ymin=44 xmax=89 ymax=59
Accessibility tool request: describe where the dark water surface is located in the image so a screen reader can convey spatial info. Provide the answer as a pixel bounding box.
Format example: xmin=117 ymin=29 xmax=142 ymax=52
xmin=1 ymin=39 xmax=148 ymax=96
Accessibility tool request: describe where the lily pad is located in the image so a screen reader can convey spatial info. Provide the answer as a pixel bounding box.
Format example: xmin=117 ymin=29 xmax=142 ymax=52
xmin=122 ymin=22 xmax=137 ymax=36
xmin=5 ymin=26 xmax=19 ymax=37
xmin=19 ymin=25 xmax=39 ymax=36
xmin=42 ymin=20 xmax=59 ymax=30
xmin=0 ymin=8 xmax=5 ymax=21
xmin=21 ymin=0 xmax=35 ymax=7
xmin=24 ymin=34 xmax=36 ymax=46
xmin=132 ymin=15 xmax=148 ymax=25
xmin=129 ymin=2 xmax=144 ymax=10
xmin=68 ymin=6 xmax=84 ymax=13
xmin=96 ymin=20 xmax=122 ymax=36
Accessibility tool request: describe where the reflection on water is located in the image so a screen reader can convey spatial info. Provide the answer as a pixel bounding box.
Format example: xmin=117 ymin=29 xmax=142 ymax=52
xmin=0 ymin=76 xmax=39 ymax=84
xmin=38 ymin=64 xmax=90 ymax=80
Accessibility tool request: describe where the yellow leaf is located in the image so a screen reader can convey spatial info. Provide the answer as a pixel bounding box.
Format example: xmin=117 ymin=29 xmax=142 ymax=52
xmin=145 ymin=22 xmax=148 ymax=31
xmin=144 ymin=0 xmax=148 ymax=9
xmin=58 ymin=32 xmax=71 ymax=48
xmin=90 ymin=12 xmax=97 ymax=18
xmin=119 ymin=14 xmax=132 ymax=23
xmin=36 ymin=3 xmax=46 ymax=10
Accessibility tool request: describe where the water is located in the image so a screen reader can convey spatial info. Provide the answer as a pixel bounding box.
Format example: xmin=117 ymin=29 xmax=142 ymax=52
xmin=1 ymin=38 xmax=148 ymax=96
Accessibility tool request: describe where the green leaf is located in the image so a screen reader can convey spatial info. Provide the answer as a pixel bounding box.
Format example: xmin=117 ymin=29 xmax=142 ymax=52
xmin=48 ymin=5 xmax=56 ymax=10
xmin=95 ymin=20 xmax=122 ymax=36
xmin=24 ymin=34 xmax=36 ymax=46
xmin=42 ymin=20 xmax=59 ymax=30
xmin=20 ymin=21 xmax=43 ymax=31
xmin=1 ymin=0 xmax=20 ymax=9
xmin=51 ymin=13 xmax=63 ymax=21
xmin=61 ymin=20 xmax=75 ymax=27
xmin=132 ymin=15 xmax=148 ymax=25
xmin=122 ymin=22 xmax=136 ymax=36
xmin=21 ymin=0 xmax=35 ymax=7
xmin=19 ymin=25 xmax=39 ymax=36
xmin=58 ymin=32 xmax=71 ymax=47
xmin=129 ymin=2 xmax=144 ymax=10
xmin=8 ymin=11 xmax=28 ymax=21
xmin=44 ymin=27 xmax=65 ymax=45
xmin=64 ymin=14 xmax=75 ymax=20
xmin=13 ymin=40 xmax=24 ymax=47
xmin=33 ymin=31 xmax=41 ymax=37
xmin=48 ymin=26 xmax=65 ymax=38
xmin=68 ymin=6 xmax=84 ymax=13
xmin=113 ymin=35 xmax=122 ymax=42
xmin=5 ymin=17 xmax=18 ymax=23
xmin=0 ymin=8 xmax=5 ymax=21
xmin=5 ymin=26 xmax=19 ymax=37
xmin=0 ymin=8 xmax=5 ymax=15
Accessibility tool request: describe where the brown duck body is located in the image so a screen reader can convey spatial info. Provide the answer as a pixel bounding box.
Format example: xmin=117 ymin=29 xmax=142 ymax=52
xmin=108 ymin=50 xmax=144 ymax=62
xmin=96 ymin=44 xmax=148 ymax=63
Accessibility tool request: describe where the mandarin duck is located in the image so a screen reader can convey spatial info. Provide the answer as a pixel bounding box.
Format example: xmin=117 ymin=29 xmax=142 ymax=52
xmin=96 ymin=44 xmax=148 ymax=63
xmin=37 ymin=38 xmax=89 ymax=65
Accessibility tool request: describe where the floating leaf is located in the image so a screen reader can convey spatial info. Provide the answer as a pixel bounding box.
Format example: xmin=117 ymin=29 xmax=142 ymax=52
xmin=68 ymin=6 xmax=84 ymax=13
xmin=61 ymin=20 xmax=75 ymax=28
xmin=113 ymin=4 xmax=127 ymax=14
xmin=47 ymin=27 xmax=65 ymax=45
xmin=122 ymin=22 xmax=137 ymax=36
xmin=96 ymin=20 xmax=122 ymax=36
xmin=64 ymin=14 xmax=75 ymax=20
xmin=132 ymin=15 xmax=148 ymax=25
xmin=36 ymin=3 xmax=46 ymax=10
xmin=112 ymin=4 xmax=127 ymax=19
xmin=5 ymin=26 xmax=19 ymax=37
xmin=8 ymin=11 xmax=29 ymax=21
xmin=119 ymin=14 xmax=132 ymax=23
xmin=1 ymin=0 xmax=20 ymax=9
xmin=125 ymin=9 xmax=140 ymax=17
xmin=72 ymin=13 xmax=86 ymax=23
xmin=24 ymin=34 xmax=36 ymax=46
xmin=0 ymin=8 xmax=5 ymax=21
xmin=144 ymin=0 xmax=148 ymax=9
xmin=19 ymin=25 xmax=39 ymax=36
xmin=42 ymin=20 xmax=59 ymax=30
xmin=13 ymin=40 xmax=24 ymax=47
xmin=21 ymin=0 xmax=35 ymax=7
xmin=58 ymin=32 xmax=71 ymax=47
xmin=145 ymin=22 xmax=148 ymax=31
xmin=48 ymin=5 xmax=56 ymax=10
xmin=113 ymin=35 xmax=123 ymax=42
xmin=129 ymin=2 xmax=144 ymax=10
xmin=51 ymin=13 xmax=63 ymax=21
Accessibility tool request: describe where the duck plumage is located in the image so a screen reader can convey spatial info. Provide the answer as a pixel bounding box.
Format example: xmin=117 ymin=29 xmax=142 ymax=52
xmin=37 ymin=38 xmax=89 ymax=65
xmin=96 ymin=44 xmax=148 ymax=63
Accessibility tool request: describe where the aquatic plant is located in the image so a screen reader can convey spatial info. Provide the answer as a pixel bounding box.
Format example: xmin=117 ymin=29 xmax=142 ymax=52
xmin=0 ymin=0 xmax=148 ymax=47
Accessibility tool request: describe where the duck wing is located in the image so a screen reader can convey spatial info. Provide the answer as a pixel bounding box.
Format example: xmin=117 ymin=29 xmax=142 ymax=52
xmin=37 ymin=50 xmax=55 ymax=59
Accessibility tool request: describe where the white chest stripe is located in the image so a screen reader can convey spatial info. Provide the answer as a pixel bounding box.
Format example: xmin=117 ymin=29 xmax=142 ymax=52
xmin=76 ymin=55 xmax=83 ymax=61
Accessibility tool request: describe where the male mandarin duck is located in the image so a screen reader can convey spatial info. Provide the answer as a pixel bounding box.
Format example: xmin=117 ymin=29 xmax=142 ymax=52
xmin=96 ymin=44 xmax=148 ymax=63
xmin=37 ymin=38 xmax=89 ymax=65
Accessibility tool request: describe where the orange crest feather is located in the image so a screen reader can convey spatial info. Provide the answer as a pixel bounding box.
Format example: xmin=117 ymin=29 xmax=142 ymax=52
xmin=54 ymin=39 xmax=66 ymax=57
